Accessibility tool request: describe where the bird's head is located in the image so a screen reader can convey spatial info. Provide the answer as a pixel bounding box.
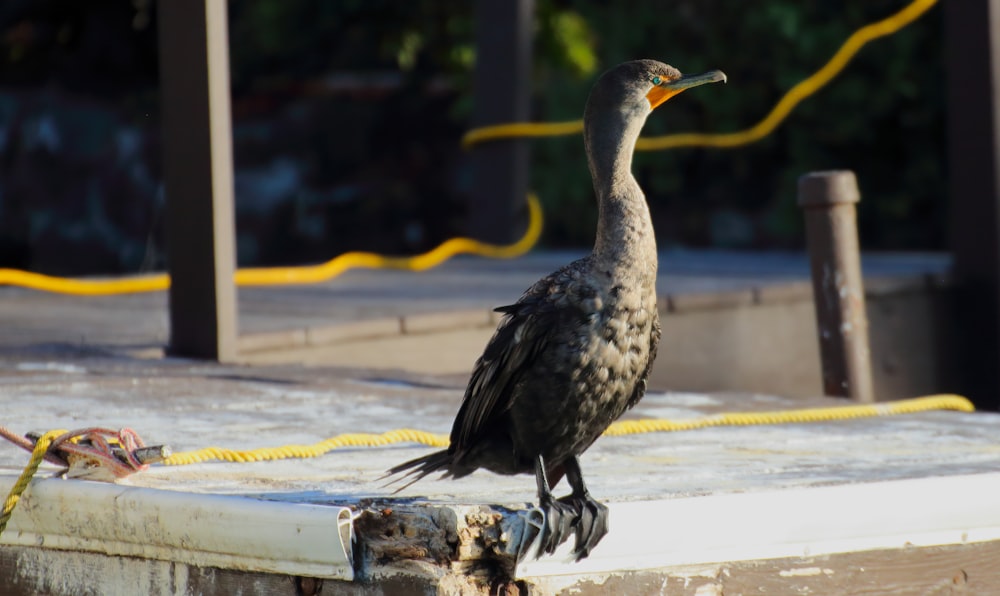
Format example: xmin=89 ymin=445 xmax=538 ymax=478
xmin=613 ymin=59 xmax=727 ymax=111
xmin=586 ymin=59 xmax=726 ymax=123
xmin=583 ymin=59 xmax=726 ymax=191
xmin=642 ymin=61 xmax=727 ymax=110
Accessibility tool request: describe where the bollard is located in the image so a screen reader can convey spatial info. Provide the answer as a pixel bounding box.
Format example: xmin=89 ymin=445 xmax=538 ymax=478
xmin=797 ymin=170 xmax=875 ymax=402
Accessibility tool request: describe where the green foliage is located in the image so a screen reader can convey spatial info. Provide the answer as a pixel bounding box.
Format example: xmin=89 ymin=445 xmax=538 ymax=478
xmin=530 ymin=0 xmax=945 ymax=249
xmin=539 ymin=7 xmax=598 ymax=78
xmin=214 ymin=0 xmax=952 ymax=251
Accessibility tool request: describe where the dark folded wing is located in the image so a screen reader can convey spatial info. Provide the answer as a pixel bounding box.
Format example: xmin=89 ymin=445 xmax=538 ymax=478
xmin=449 ymin=285 xmax=559 ymax=452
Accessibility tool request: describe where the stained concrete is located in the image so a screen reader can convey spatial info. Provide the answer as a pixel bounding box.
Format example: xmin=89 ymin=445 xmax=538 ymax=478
xmin=3 ymin=249 xmax=990 ymax=594
xmin=1 ymin=348 xmax=999 ymax=593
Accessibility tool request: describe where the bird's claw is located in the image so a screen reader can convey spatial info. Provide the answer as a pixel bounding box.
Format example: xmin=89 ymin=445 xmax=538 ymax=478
xmin=562 ymin=493 xmax=608 ymax=560
xmin=538 ymin=496 xmax=578 ymax=557
xmin=536 ymin=493 xmax=609 ymax=561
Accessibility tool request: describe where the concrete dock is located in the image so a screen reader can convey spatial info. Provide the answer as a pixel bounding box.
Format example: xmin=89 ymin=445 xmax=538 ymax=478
xmin=3 ymin=250 xmax=996 ymax=594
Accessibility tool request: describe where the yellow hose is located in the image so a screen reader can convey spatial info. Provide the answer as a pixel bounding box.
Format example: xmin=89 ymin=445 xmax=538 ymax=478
xmin=235 ymin=192 xmax=543 ymax=286
xmin=0 ymin=193 xmax=543 ymax=295
xmin=162 ymin=394 xmax=973 ymax=466
xmin=637 ymin=0 xmax=936 ymax=151
xmin=0 ymin=270 xmax=170 ymax=296
xmin=462 ymin=120 xmax=584 ymax=150
xmin=461 ymin=0 xmax=938 ymax=151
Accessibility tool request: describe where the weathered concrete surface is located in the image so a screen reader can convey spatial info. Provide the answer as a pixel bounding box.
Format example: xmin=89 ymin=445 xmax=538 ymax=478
xmin=0 ymin=251 xmax=956 ymax=399
xmin=0 ymin=347 xmax=998 ymax=594
xmin=1 ymin=249 xmax=981 ymax=594
xmin=1 ymin=352 xmax=989 ymax=503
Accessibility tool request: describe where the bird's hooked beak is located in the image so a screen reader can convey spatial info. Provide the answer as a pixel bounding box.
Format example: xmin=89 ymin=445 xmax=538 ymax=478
xmin=646 ymin=69 xmax=727 ymax=110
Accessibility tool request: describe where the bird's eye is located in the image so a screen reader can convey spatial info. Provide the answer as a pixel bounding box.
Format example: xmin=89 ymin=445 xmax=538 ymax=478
xmin=651 ymin=76 xmax=662 ymax=85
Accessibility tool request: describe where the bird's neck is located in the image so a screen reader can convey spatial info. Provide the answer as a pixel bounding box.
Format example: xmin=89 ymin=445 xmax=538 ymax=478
xmin=586 ymin=106 xmax=658 ymax=281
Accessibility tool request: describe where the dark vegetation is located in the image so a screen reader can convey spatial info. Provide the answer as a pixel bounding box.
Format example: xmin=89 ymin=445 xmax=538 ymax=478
xmin=0 ymin=0 xmax=944 ymax=274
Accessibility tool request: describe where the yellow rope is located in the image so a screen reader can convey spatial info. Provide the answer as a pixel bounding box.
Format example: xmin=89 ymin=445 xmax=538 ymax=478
xmin=162 ymin=394 xmax=973 ymax=466
xmin=0 ymin=193 xmax=543 ymax=295
xmin=0 ymin=394 xmax=973 ymax=541
xmin=603 ymin=394 xmax=972 ymax=435
xmin=163 ymin=428 xmax=450 ymax=466
xmin=0 ymin=429 xmax=62 ymax=537
xmin=461 ymin=0 xmax=938 ymax=151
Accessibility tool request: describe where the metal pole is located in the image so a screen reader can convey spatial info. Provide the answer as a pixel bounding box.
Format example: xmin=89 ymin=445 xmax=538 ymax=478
xmin=158 ymin=0 xmax=239 ymax=361
xmin=944 ymin=0 xmax=1000 ymax=408
xmin=468 ymin=0 xmax=533 ymax=243
xmin=798 ymin=170 xmax=875 ymax=402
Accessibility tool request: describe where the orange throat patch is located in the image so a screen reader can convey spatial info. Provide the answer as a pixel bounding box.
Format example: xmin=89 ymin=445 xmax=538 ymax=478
xmin=646 ymin=86 xmax=682 ymax=110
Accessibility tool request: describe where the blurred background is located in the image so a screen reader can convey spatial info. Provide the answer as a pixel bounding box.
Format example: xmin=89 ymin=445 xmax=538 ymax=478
xmin=0 ymin=0 xmax=944 ymax=276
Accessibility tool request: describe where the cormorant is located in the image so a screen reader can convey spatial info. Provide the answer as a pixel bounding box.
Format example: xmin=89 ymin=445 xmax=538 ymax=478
xmin=388 ymin=60 xmax=726 ymax=560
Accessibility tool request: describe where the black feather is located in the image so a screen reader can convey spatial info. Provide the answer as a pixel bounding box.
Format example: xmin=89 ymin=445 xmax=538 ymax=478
xmin=383 ymin=449 xmax=453 ymax=493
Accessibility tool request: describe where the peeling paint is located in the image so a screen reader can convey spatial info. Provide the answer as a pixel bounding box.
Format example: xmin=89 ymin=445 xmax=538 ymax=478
xmin=353 ymin=503 xmax=529 ymax=594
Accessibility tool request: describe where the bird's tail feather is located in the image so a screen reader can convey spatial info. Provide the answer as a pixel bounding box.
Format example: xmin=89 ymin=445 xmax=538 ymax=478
xmin=382 ymin=449 xmax=453 ymax=493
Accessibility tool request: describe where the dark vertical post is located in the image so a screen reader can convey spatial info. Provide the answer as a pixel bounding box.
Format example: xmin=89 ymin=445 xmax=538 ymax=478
xmin=158 ymin=0 xmax=238 ymax=361
xmin=468 ymin=0 xmax=534 ymax=243
xmin=944 ymin=0 xmax=1000 ymax=409
xmin=798 ymin=171 xmax=875 ymax=403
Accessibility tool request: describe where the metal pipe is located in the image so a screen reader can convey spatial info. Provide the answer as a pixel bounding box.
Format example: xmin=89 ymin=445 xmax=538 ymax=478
xmin=159 ymin=0 xmax=239 ymax=362
xmin=468 ymin=0 xmax=534 ymax=244
xmin=797 ymin=170 xmax=875 ymax=402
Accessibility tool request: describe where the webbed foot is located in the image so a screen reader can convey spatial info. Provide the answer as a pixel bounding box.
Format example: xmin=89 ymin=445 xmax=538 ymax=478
xmin=537 ymin=493 xmax=579 ymax=557
xmin=536 ymin=492 xmax=609 ymax=561
xmin=532 ymin=454 xmax=610 ymax=561
xmin=559 ymin=492 xmax=608 ymax=560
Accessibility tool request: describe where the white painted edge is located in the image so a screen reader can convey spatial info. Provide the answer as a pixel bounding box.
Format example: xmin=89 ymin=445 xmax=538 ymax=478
xmin=0 ymin=477 xmax=355 ymax=580
xmin=517 ymin=472 xmax=1000 ymax=578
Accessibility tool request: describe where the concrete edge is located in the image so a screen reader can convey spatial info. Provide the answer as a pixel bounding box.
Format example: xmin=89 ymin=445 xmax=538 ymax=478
xmin=237 ymin=274 xmax=951 ymax=357
xmin=0 ymin=477 xmax=355 ymax=580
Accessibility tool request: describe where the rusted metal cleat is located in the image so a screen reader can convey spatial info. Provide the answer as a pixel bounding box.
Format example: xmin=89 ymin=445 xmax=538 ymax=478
xmin=18 ymin=428 xmax=171 ymax=482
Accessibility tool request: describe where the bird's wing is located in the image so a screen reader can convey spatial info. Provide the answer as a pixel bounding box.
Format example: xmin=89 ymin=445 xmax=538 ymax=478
xmin=626 ymin=313 xmax=661 ymax=410
xmin=449 ymin=274 xmax=570 ymax=452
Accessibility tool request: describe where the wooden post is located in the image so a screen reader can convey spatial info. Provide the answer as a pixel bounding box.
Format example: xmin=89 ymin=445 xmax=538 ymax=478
xmin=158 ymin=0 xmax=239 ymax=361
xmin=798 ymin=171 xmax=875 ymax=402
xmin=944 ymin=0 xmax=1000 ymax=409
xmin=468 ymin=0 xmax=534 ymax=243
